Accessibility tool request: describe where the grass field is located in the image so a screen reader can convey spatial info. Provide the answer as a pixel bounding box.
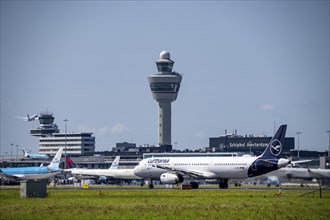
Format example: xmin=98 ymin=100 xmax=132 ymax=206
xmin=1 ymin=186 xmax=330 ymax=220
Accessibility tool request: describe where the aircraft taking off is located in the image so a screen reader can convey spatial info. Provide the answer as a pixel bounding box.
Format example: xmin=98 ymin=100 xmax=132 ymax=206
xmin=134 ymin=125 xmax=297 ymax=189
xmin=22 ymin=148 xmax=49 ymax=160
xmin=0 ymin=148 xmax=63 ymax=181
xmin=67 ymin=156 xmax=142 ymax=180
xmin=15 ymin=114 xmax=39 ymax=122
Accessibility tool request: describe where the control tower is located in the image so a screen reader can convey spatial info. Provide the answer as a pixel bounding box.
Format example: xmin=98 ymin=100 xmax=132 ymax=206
xmin=30 ymin=111 xmax=59 ymax=137
xmin=148 ymin=51 xmax=183 ymax=146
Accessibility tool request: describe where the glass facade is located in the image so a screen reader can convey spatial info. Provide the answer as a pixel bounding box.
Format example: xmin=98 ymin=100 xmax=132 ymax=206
xmin=150 ymin=82 xmax=180 ymax=92
xmin=157 ymin=62 xmax=173 ymax=72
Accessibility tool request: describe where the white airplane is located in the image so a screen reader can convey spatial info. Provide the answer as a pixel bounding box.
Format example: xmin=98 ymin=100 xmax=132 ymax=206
xmin=266 ymin=167 xmax=330 ymax=184
xmin=22 ymin=148 xmax=49 ymax=160
xmin=67 ymin=156 xmax=142 ymax=180
xmin=15 ymin=114 xmax=39 ymax=122
xmin=134 ymin=125 xmax=302 ymax=189
xmin=0 ymin=148 xmax=63 ymax=181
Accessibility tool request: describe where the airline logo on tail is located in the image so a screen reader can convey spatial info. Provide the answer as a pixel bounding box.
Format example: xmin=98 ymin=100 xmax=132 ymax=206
xmin=270 ymin=139 xmax=282 ymax=156
xmin=66 ymin=157 xmax=77 ymax=169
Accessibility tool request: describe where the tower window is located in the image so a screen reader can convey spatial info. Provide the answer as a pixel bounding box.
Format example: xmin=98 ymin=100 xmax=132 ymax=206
xmin=150 ymin=83 xmax=180 ymax=92
xmin=157 ymin=63 xmax=173 ymax=72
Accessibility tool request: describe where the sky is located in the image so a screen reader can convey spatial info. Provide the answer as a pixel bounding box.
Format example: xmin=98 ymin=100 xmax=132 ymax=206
xmin=1 ymin=1 xmax=329 ymax=155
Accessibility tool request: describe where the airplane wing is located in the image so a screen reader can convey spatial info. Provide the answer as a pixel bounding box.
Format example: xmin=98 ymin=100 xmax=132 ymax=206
xmin=0 ymin=172 xmax=22 ymax=180
xmin=291 ymin=160 xmax=311 ymax=164
xmin=258 ymin=159 xmax=312 ymax=167
xmin=152 ymin=164 xmax=218 ymax=179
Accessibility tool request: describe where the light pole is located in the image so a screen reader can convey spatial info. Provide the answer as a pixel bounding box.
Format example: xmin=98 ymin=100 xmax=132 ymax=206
xmin=16 ymin=145 xmax=18 ymax=161
xmin=296 ymin=132 xmax=302 ymax=159
xmin=327 ymin=130 xmax=330 ymax=157
xmin=10 ymin=143 xmax=13 ymax=161
xmin=64 ymin=119 xmax=68 ymax=170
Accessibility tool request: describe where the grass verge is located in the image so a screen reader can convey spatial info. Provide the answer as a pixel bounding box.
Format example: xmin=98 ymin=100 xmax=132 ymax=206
xmin=1 ymin=187 xmax=329 ymax=220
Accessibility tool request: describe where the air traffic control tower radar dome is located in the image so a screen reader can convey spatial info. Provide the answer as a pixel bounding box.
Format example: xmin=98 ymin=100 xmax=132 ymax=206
xmin=148 ymin=51 xmax=183 ymax=146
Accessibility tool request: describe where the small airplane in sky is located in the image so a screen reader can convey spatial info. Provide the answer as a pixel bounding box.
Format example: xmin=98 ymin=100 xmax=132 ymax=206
xmin=15 ymin=114 xmax=39 ymax=121
xmin=133 ymin=125 xmax=307 ymax=189
xmin=0 ymin=148 xmax=63 ymax=181
xmin=66 ymin=156 xmax=142 ymax=180
xmin=22 ymin=148 xmax=49 ymax=160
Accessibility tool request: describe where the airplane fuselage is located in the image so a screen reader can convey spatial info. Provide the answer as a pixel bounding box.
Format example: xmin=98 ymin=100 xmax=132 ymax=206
xmin=0 ymin=166 xmax=61 ymax=180
xmin=269 ymin=167 xmax=330 ymax=180
xmin=134 ymin=156 xmax=285 ymax=180
xmin=25 ymin=154 xmax=49 ymax=160
xmin=70 ymin=168 xmax=141 ymax=180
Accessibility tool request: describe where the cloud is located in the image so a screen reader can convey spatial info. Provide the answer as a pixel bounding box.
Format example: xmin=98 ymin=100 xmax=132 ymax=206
xmin=260 ymin=104 xmax=274 ymax=111
xmin=111 ymin=123 xmax=130 ymax=136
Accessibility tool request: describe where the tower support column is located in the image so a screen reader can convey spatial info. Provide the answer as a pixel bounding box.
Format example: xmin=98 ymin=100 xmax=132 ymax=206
xmin=159 ymin=102 xmax=171 ymax=145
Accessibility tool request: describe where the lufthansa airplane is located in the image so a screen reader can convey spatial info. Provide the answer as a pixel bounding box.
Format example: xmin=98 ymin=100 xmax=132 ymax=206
xmin=0 ymin=148 xmax=63 ymax=181
xmin=134 ymin=125 xmax=295 ymax=189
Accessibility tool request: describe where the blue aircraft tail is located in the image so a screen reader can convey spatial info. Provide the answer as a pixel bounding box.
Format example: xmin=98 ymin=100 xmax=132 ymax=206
xmin=260 ymin=125 xmax=287 ymax=159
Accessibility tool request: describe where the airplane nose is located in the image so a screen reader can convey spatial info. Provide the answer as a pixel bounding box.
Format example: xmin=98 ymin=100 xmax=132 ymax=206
xmin=133 ymin=166 xmax=140 ymax=175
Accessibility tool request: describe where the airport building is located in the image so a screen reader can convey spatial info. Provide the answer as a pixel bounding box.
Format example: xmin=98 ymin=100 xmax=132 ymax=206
xmin=39 ymin=133 xmax=95 ymax=156
xmin=30 ymin=111 xmax=59 ymax=137
xmin=208 ymin=132 xmax=294 ymax=156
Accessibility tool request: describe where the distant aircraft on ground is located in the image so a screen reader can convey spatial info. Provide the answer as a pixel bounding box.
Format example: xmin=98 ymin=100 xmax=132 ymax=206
xmin=134 ymin=125 xmax=308 ymax=189
xmin=22 ymin=148 xmax=49 ymax=160
xmin=66 ymin=156 xmax=142 ymax=180
xmin=0 ymin=148 xmax=63 ymax=181
xmin=264 ymin=167 xmax=330 ymax=186
xmin=15 ymin=114 xmax=39 ymax=121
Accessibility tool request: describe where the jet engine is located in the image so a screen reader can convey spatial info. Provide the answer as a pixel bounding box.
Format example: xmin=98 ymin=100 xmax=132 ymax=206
xmin=277 ymin=158 xmax=290 ymax=168
xmin=160 ymin=173 xmax=184 ymax=184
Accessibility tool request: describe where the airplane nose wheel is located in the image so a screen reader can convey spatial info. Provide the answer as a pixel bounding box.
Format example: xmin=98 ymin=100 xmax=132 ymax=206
xmin=148 ymin=179 xmax=154 ymax=189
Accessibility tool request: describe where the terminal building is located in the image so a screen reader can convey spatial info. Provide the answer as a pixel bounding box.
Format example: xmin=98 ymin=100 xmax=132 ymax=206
xmin=208 ymin=131 xmax=294 ymax=156
xmin=39 ymin=133 xmax=95 ymax=156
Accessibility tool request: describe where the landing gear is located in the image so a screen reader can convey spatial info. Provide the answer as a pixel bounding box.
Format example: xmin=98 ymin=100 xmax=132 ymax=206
xmin=148 ymin=179 xmax=154 ymax=189
xmin=190 ymin=181 xmax=199 ymax=189
xmin=219 ymin=179 xmax=229 ymax=189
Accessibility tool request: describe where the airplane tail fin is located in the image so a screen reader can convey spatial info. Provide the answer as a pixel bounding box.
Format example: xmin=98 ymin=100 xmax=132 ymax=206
xmin=260 ymin=125 xmax=287 ymax=159
xmin=22 ymin=148 xmax=28 ymax=157
xmin=109 ymin=156 xmax=120 ymax=169
xmin=48 ymin=147 xmax=63 ymax=169
xmin=65 ymin=157 xmax=77 ymax=169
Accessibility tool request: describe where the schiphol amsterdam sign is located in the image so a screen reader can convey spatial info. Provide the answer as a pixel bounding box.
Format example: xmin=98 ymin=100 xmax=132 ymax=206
xmin=229 ymin=142 xmax=268 ymax=148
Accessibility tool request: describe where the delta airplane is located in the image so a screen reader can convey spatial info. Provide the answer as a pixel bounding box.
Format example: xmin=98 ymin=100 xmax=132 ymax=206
xmin=134 ymin=125 xmax=300 ymax=189
xmin=0 ymin=148 xmax=63 ymax=181
xmin=15 ymin=114 xmax=39 ymax=122
xmin=22 ymin=148 xmax=49 ymax=160
xmin=67 ymin=156 xmax=142 ymax=180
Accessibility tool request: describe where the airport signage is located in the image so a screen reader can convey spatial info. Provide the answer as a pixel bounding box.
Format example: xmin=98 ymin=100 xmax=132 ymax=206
xmin=229 ymin=142 xmax=268 ymax=148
